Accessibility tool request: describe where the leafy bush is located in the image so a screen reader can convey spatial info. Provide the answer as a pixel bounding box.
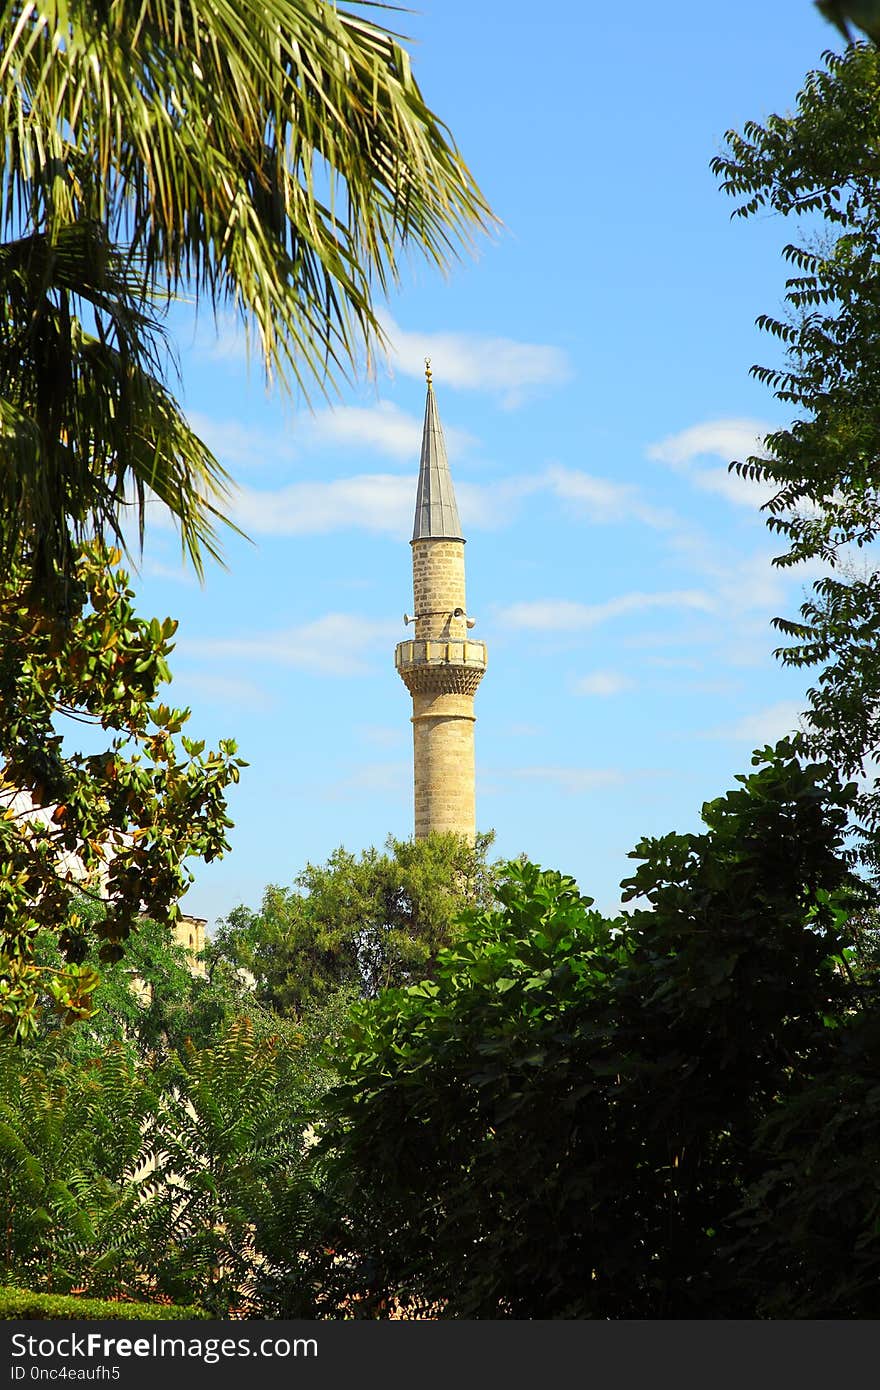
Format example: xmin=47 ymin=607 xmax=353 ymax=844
xmin=32 ymin=905 xmax=287 ymax=1064
xmin=144 ymin=1022 xmax=326 ymax=1317
xmin=321 ymin=743 xmax=873 ymax=1317
xmin=0 ymin=1021 xmax=334 ymax=1317
xmin=0 ymin=1044 xmax=161 ymax=1297
xmin=0 ymin=1287 xmax=206 ymax=1319
xmin=731 ymin=1003 xmax=880 ymax=1318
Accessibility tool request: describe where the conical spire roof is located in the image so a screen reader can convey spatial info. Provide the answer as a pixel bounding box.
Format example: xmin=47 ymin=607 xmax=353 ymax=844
xmin=411 ymin=362 xmax=463 ymax=541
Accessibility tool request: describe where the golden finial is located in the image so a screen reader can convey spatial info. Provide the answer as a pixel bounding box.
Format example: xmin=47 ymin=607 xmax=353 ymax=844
xmin=424 ymin=356 xmax=433 ymax=386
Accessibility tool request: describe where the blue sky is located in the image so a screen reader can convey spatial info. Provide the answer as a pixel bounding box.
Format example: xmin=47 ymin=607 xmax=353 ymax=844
xmin=128 ymin=0 xmax=845 ymax=925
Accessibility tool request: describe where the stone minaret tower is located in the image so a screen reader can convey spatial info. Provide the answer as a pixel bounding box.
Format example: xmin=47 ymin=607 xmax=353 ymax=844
xmin=395 ymin=361 xmax=487 ymax=841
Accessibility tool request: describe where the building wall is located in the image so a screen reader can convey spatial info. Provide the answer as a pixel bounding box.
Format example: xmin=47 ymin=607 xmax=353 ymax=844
xmin=174 ymin=914 xmax=207 ymax=975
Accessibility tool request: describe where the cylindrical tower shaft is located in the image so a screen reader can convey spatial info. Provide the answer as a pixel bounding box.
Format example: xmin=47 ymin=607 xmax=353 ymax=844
xmin=395 ymin=363 xmax=486 ymax=842
xmin=411 ymin=536 xmax=476 ymax=839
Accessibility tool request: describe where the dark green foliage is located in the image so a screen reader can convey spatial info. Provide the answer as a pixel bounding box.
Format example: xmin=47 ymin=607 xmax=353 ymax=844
xmin=0 ymin=1043 xmax=161 ymax=1298
xmin=31 ymin=903 xmax=288 ymax=1063
xmin=731 ymin=1002 xmax=880 ymax=1317
xmin=321 ymin=744 xmax=873 ymax=1318
xmin=0 ymin=544 xmax=244 ymax=1039
xmin=772 ymin=572 xmax=880 ymax=874
xmin=33 ymin=908 xmax=200 ymax=1058
xmin=210 ymin=831 xmax=496 ymax=1015
xmin=0 ymin=1287 xmax=207 ymax=1319
xmin=712 ymin=43 xmax=880 ymax=872
xmin=321 ymin=858 xmax=626 ymax=1319
xmin=0 ymin=221 xmax=233 ymax=591
xmin=817 ymin=1 xmax=880 ymax=45
xmin=0 ymin=1021 xmax=331 ymax=1317
xmin=7 ymin=748 xmax=880 ymax=1319
xmin=145 ymin=1022 xmax=323 ymax=1318
xmin=606 ymin=741 xmax=869 ymax=1316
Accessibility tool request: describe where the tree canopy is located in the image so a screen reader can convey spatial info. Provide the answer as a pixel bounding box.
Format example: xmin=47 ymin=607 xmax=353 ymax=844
xmin=209 ymin=831 xmax=497 ymax=1014
xmin=6 ymin=744 xmax=880 ymax=1317
xmin=321 ymin=743 xmax=876 ymax=1318
xmin=713 ymin=42 xmax=880 ymax=873
xmin=0 ymin=0 xmax=493 ymax=587
xmin=0 ymin=543 xmax=243 ymax=1039
xmin=0 ymin=1019 xmax=329 ymax=1315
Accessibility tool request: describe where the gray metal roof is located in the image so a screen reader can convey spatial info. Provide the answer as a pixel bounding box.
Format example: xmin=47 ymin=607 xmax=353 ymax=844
xmin=411 ymin=371 xmax=464 ymax=541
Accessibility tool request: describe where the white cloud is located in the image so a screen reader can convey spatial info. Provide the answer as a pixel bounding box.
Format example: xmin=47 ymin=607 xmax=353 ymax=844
xmin=623 ymin=613 xmax=778 ymax=671
xmin=195 ymin=310 xmax=573 ymax=408
xmin=226 ymin=467 xmax=651 ymax=539
xmin=457 ymin=475 xmax=545 ymax=530
xmin=141 ymin=559 xmax=198 ymax=586
xmin=308 ymin=401 xmax=473 ymax=461
xmin=162 ymin=417 xmax=683 ymax=540
xmin=668 ymin=532 xmax=816 ymax=615
xmin=379 ymin=312 xmax=572 ymax=407
xmin=195 ymin=310 xmax=572 ymax=409
xmin=192 ymin=312 xmax=250 ymax=366
xmin=187 ymin=411 xmax=293 ymax=471
xmin=189 ymin=401 xmax=471 ymax=473
xmin=497 ymin=590 xmax=714 ymax=631
xmin=647 ymin=418 xmax=770 ymax=469
xmin=230 ymin=475 xmax=414 ymax=537
xmin=644 ymin=655 xmax=703 ymax=670
xmin=647 ymin=418 xmax=779 ymax=509
xmin=572 ymin=670 xmax=634 ymax=697
xmin=692 ymin=466 xmax=778 ymax=509
xmin=307 ymin=402 xmax=420 ymax=460
xmin=544 ymin=465 xmax=679 ymax=529
xmin=179 ymin=614 xmax=398 ymax=677
xmin=701 ymin=699 xmax=806 ymax=743
xmin=228 ymin=466 xmax=674 ymax=539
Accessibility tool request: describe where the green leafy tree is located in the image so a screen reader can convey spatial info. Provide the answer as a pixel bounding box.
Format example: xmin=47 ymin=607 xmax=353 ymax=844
xmin=0 ymin=1041 xmax=161 ymax=1297
xmin=210 ymin=831 xmax=496 ymax=1014
xmin=0 ymin=0 xmax=492 ymax=589
xmin=320 ymin=744 xmax=869 ymax=1318
xmin=0 ymin=1021 xmax=336 ymax=1315
xmin=727 ymin=994 xmax=880 ymax=1318
xmin=0 ymin=223 xmax=234 ymax=595
xmin=30 ymin=904 xmax=271 ymax=1062
xmin=144 ymin=1021 xmax=324 ymax=1317
xmin=32 ymin=906 xmax=198 ymax=1057
xmin=712 ymin=42 xmax=880 ymax=872
xmin=0 ymin=543 xmax=244 ymax=1039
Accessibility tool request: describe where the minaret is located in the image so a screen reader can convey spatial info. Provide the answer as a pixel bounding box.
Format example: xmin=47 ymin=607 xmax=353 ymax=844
xmin=395 ymin=361 xmax=487 ymax=841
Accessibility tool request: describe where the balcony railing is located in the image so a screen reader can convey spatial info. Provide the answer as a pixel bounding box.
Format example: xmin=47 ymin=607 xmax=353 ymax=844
xmin=395 ymin=639 xmax=487 ymax=672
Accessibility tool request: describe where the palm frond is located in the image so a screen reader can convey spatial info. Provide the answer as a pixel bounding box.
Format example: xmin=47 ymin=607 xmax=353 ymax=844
xmin=1 ymin=0 xmax=495 ymax=392
xmin=0 ymin=221 xmax=234 ymax=585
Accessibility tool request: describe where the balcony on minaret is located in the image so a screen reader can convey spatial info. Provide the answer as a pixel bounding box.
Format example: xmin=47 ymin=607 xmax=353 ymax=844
xmin=395 ymin=636 xmax=487 ymax=697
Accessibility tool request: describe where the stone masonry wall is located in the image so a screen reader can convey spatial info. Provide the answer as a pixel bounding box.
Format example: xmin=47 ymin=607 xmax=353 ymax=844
xmin=412 ymin=539 xmax=468 ymax=640
xmin=405 ymin=539 xmax=479 ymax=843
xmin=412 ymin=692 xmax=476 ymax=842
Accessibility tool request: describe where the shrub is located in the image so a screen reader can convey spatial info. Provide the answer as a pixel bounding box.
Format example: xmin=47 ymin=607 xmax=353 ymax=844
xmin=0 ymin=1286 xmax=206 ymax=1319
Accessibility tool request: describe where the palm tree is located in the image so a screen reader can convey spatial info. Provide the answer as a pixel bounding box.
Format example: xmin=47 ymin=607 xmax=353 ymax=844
xmin=0 ymin=0 xmax=492 ymax=588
